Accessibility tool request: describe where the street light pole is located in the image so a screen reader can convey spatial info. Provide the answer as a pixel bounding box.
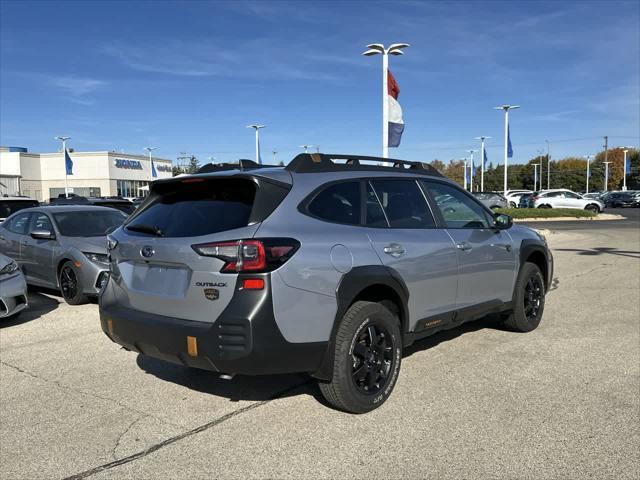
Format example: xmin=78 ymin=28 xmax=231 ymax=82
xmin=247 ymin=125 xmax=266 ymax=164
xmin=494 ymin=105 xmax=520 ymax=195
xmin=272 ymin=150 xmax=277 ymax=163
xmin=533 ymin=164 xmax=539 ymax=192
xmin=462 ymin=158 xmax=469 ymax=191
xmin=475 ymin=136 xmax=491 ymax=192
xmin=55 ymin=136 xmax=71 ymax=197
xmin=299 ymin=145 xmax=310 ymax=153
xmin=363 ymin=43 xmax=410 ymax=158
xmin=603 ymin=161 xmax=611 ymax=191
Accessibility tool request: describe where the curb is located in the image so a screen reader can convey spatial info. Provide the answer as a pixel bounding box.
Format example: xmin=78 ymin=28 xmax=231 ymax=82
xmin=513 ymin=214 xmax=624 ymax=222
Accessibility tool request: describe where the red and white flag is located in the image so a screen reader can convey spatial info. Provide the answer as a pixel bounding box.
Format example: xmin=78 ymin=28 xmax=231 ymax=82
xmin=387 ymin=70 xmax=404 ymax=147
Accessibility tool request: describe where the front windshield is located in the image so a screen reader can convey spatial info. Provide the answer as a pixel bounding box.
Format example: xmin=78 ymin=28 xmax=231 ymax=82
xmin=53 ymin=211 xmax=126 ymax=237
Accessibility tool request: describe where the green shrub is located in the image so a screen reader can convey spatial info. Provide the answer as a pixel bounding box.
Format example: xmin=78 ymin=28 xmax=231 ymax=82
xmin=495 ymin=208 xmax=597 ymax=219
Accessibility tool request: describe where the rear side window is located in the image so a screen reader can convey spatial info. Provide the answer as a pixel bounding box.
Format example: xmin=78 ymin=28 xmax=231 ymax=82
xmin=307 ymin=181 xmax=361 ymax=225
xmin=369 ymin=179 xmax=435 ymax=228
xmin=127 ymin=178 xmax=257 ymax=237
xmin=6 ymin=212 xmax=31 ymax=234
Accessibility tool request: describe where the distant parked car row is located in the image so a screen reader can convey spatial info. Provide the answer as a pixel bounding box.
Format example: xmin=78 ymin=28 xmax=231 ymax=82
xmin=518 ymin=189 xmax=605 ymax=212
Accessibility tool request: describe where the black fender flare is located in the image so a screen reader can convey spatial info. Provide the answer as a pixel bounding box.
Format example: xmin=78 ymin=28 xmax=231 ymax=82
xmin=311 ymin=265 xmax=409 ymax=381
xmin=519 ymin=240 xmax=552 ymax=290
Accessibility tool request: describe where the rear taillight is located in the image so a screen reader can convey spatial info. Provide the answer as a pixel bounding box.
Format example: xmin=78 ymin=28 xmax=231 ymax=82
xmin=191 ymin=238 xmax=300 ymax=273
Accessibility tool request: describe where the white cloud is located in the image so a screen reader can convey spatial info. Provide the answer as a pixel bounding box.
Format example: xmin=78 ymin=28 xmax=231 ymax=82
xmin=50 ymin=76 xmax=106 ymax=96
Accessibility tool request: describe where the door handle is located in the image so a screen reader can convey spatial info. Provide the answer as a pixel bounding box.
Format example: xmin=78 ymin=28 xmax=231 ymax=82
xmin=383 ymin=243 xmax=406 ymax=258
xmin=492 ymin=243 xmax=512 ymax=252
xmin=456 ymin=242 xmax=472 ymax=252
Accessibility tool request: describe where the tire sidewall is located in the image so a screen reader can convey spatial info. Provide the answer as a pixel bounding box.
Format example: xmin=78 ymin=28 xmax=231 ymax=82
xmin=337 ymin=304 xmax=402 ymax=413
xmin=513 ymin=263 xmax=546 ymax=332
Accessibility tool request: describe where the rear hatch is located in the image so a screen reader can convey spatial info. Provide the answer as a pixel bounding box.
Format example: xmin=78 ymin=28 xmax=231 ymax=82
xmin=108 ymin=174 xmax=290 ymax=323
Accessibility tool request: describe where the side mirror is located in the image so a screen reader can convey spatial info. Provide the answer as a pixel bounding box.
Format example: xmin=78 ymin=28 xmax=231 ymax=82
xmin=493 ymin=213 xmax=513 ymax=230
xmin=31 ymin=229 xmax=55 ymax=240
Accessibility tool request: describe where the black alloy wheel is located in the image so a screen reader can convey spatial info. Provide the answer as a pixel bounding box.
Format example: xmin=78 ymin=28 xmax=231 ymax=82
xmin=59 ymin=261 xmax=89 ymax=305
xmin=351 ymin=323 xmax=394 ymax=395
xmin=523 ymin=275 xmax=544 ymax=324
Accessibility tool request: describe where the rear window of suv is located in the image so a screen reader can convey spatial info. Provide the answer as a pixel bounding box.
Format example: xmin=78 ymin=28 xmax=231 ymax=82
xmin=126 ymin=178 xmax=257 ymax=237
xmin=0 ymin=200 xmax=39 ymax=219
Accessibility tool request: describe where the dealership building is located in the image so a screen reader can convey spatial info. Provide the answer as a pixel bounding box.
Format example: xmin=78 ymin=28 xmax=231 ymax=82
xmin=0 ymin=147 xmax=173 ymax=201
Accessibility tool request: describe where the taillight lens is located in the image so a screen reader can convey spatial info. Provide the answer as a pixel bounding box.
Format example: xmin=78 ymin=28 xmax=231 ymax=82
xmin=191 ymin=238 xmax=299 ymax=273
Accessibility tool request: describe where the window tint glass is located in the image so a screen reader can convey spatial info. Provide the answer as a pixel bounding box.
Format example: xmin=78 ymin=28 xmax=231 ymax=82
xmin=365 ymin=183 xmax=388 ymax=227
xmin=544 ymin=191 xmax=563 ymax=198
xmin=6 ymin=212 xmax=31 ymax=235
xmin=424 ymin=181 xmax=490 ymax=229
xmin=53 ymin=211 xmax=126 ymax=237
xmin=564 ymin=192 xmax=580 ymax=199
xmin=369 ymin=179 xmax=435 ymax=228
xmin=127 ymin=178 xmax=256 ymax=237
xmin=308 ymin=181 xmax=361 ymax=225
xmin=30 ymin=213 xmax=53 ymax=232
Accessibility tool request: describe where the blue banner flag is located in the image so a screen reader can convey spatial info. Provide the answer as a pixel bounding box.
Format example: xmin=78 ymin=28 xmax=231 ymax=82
xmin=483 ymin=149 xmax=488 ymax=168
xmin=465 ymin=164 xmax=470 ymax=184
xmin=507 ymin=125 xmax=513 ymax=158
xmin=151 ymin=158 xmax=157 ymax=178
xmin=65 ymin=148 xmax=73 ymax=175
xmin=626 ymin=158 xmax=631 ymax=174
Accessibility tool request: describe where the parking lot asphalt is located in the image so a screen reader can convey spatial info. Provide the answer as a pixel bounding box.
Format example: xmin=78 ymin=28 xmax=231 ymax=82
xmin=1 ymin=223 xmax=639 ymax=479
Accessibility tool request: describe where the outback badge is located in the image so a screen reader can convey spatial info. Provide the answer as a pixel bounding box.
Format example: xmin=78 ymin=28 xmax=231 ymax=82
xmin=204 ymin=288 xmax=219 ymax=301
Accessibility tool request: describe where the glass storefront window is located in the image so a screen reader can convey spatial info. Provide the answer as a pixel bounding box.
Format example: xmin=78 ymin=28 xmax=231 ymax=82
xmin=117 ymin=180 xmax=150 ymax=198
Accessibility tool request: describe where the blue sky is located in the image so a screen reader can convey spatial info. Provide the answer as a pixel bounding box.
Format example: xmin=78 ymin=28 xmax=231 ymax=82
xmin=1 ymin=0 xmax=638 ymax=166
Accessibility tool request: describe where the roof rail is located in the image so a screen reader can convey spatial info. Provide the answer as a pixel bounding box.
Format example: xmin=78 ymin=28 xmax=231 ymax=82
xmin=284 ymin=153 xmax=443 ymax=177
xmin=196 ymin=159 xmax=280 ymax=174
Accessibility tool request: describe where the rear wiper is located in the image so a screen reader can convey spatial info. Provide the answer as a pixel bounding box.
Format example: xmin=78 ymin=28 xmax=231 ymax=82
xmin=125 ymin=223 xmax=164 ymax=236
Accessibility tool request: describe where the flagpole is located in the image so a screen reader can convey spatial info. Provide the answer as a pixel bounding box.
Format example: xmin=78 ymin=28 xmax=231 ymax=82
xmin=463 ymin=159 xmax=468 ymax=191
xmin=476 ymin=136 xmax=490 ymax=192
xmin=382 ymin=52 xmax=389 ymax=159
xmin=494 ymin=105 xmax=520 ymax=196
xmin=467 ymin=150 xmax=476 ymax=192
xmin=55 ymin=135 xmax=71 ymax=198
xmin=622 ymin=148 xmax=629 ymax=191
xmin=362 ymin=43 xmax=409 ymax=160
xmin=534 ymin=164 xmax=538 ymax=191
xmin=585 ymin=155 xmax=591 ymax=194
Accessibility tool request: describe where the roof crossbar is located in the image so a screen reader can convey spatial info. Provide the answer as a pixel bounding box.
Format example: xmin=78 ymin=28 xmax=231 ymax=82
xmin=284 ymin=153 xmax=443 ymax=176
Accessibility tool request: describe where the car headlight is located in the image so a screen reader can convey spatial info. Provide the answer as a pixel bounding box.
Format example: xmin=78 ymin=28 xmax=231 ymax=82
xmin=0 ymin=260 xmax=19 ymax=276
xmin=83 ymin=252 xmax=109 ymax=264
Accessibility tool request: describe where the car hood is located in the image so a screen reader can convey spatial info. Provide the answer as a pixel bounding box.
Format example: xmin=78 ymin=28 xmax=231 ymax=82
xmin=63 ymin=236 xmax=108 ymax=253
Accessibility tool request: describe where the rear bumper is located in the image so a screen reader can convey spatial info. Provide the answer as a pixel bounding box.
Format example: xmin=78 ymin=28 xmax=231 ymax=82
xmin=99 ymin=274 xmax=327 ymax=375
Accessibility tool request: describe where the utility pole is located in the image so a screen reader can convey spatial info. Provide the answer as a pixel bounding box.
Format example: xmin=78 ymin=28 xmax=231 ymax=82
xmin=603 ymin=136 xmax=609 ymax=171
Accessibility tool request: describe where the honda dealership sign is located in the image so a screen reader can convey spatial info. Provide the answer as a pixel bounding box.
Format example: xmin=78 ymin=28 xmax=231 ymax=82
xmin=114 ymin=159 xmax=143 ymax=169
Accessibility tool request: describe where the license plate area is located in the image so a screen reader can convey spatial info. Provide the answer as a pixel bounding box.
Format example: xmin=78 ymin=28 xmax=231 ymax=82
xmin=123 ymin=262 xmax=191 ymax=298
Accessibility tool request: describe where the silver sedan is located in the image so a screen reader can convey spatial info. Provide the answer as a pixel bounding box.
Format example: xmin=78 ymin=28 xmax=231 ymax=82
xmin=0 ymin=252 xmax=28 ymax=319
xmin=0 ymin=206 xmax=126 ymax=305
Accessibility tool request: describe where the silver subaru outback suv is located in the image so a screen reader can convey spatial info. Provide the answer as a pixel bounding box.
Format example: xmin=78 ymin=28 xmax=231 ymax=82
xmin=100 ymin=154 xmax=553 ymax=413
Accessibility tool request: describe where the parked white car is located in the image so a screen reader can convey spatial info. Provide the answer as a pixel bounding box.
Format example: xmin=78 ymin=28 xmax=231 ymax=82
xmin=0 ymin=253 xmax=28 ymax=319
xmin=532 ymin=189 xmax=605 ymax=213
xmin=505 ymin=190 xmax=533 ymax=208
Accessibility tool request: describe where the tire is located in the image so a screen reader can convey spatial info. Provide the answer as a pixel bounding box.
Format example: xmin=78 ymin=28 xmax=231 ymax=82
xmin=58 ymin=261 xmax=89 ymax=305
xmin=584 ymin=204 xmax=600 ymax=213
xmin=509 ymin=202 xmax=517 ymax=208
xmin=538 ymin=204 xmax=551 ymax=209
xmin=318 ymin=301 xmax=402 ymax=414
xmin=502 ymin=262 xmax=546 ymax=333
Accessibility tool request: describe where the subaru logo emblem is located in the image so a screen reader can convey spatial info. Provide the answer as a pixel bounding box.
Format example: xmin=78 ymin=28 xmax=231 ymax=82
xmin=140 ymin=246 xmax=155 ymax=258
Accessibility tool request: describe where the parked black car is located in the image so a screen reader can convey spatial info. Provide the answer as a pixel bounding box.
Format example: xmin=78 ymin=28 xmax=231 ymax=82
xmin=50 ymin=196 xmax=135 ymax=215
xmin=605 ymin=192 xmax=640 ymax=208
